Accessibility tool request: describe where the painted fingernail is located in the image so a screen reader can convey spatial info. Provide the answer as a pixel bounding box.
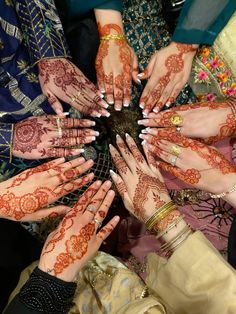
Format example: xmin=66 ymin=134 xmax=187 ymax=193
xmin=115 ymin=107 xmax=122 ymax=111
xmin=110 ymin=169 xmax=117 ymax=178
xmin=137 ymin=78 xmax=141 ymax=85
xmin=113 ymin=216 xmax=120 ymax=222
xmin=108 ymin=100 xmax=114 ymax=105
xmin=137 ymin=120 xmax=145 ymax=125
xmin=137 ymin=73 xmax=144 ymax=78
xmin=153 ymin=108 xmax=158 ymax=113
xmin=125 ymin=133 xmax=130 ymax=139
xmin=116 ymin=134 xmax=121 ymax=140
xmin=109 ymin=144 xmax=114 ymax=150
xmin=95 ymin=113 xmax=101 ymax=118
xmin=100 ymin=93 xmax=105 ymax=99
xmin=165 ymin=102 xmax=171 ymax=107
xmin=105 ymin=112 xmax=111 ymax=117
xmin=141 ymin=129 xmax=148 ymax=134
xmin=123 ymin=102 xmax=130 ymax=107
xmin=79 ymin=148 xmax=85 ymax=153
xmin=91 ymin=136 xmax=96 ymax=141
xmin=100 ymin=89 xmax=106 ymax=94
xmin=143 ymin=112 xmax=148 ymax=117
xmin=90 ymin=121 xmax=96 ymax=126
xmin=141 ymin=140 xmax=146 ymax=145
xmin=139 ymin=103 xmax=144 ymax=109
xmin=139 ymin=134 xmax=145 ymax=139
xmin=94 ymin=131 xmax=100 ymax=136
xmin=62 ymin=112 xmax=70 ymax=116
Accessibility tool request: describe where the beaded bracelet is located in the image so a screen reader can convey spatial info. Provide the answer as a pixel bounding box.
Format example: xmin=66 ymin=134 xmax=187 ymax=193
xmin=209 ymin=183 xmax=236 ymax=199
xmin=100 ymin=34 xmax=126 ymax=41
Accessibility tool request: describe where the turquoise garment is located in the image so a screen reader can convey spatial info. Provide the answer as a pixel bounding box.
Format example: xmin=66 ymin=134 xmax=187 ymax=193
xmin=59 ymin=0 xmax=122 ymax=19
xmin=173 ymin=0 xmax=236 ymax=45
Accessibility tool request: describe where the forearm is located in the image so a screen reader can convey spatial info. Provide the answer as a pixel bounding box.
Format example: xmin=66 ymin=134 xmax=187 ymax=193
xmin=4 ymin=267 xmax=76 ymax=314
xmin=94 ymin=9 xmax=124 ymax=35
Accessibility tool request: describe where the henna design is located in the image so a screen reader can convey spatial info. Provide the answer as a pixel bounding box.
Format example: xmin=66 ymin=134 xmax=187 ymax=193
xmin=133 ymin=168 xmax=167 ymax=220
xmin=97 ymin=223 xmax=115 ymax=240
xmin=116 ymin=180 xmax=127 ymax=197
xmin=152 ymin=192 xmax=165 ymax=209
xmin=47 ymin=95 xmax=57 ymax=106
xmin=153 ymin=210 xmax=181 ymax=232
xmin=129 ymin=143 xmax=145 ymax=163
xmin=53 ymin=222 xmax=95 ymax=275
xmin=112 ymin=152 xmax=128 ymax=174
xmin=98 ymin=210 xmax=106 ymax=219
xmin=13 ymin=118 xmax=49 ymax=153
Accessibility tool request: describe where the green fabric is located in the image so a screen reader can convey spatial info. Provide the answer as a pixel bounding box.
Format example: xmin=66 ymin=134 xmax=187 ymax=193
xmin=60 ymin=0 xmax=122 ymax=19
xmin=172 ymin=0 xmax=236 ymax=45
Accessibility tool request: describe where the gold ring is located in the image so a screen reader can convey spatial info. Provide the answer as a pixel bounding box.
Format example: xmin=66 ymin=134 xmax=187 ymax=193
xmin=56 ymin=117 xmax=61 ymax=129
xmin=170 ymin=155 xmax=178 ymax=166
xmin=170 ymin=145 xmax=181 ymax=157
xmin=70 ymin=96 xmax=76 ymax=103
xmin=58 ymin=127 xmax=63 ymax=138
xmin=94 ymin=218 xmax=102 ymax=229
xmin=170 ymin=114 xmax=183 ymax=126
xmin=75 ymin=91 xmax=81 ymax=99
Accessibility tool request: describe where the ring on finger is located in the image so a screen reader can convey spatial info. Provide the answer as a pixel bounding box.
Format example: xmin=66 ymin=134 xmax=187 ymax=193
xmin=58 ymin=127 xmax=63 ymax=138
xmin=170 ymin=145 xmax=181 ymax=157
xmin=94 ymin=218 xmax=102 ymax=229
xmin=170 ymin=155 xmax=178 ymax=166
xmin=176 ymin=126 xmax=182 ymax=133
xmin=86 ymin=204 xmax=97 ymax=214
xmin=71 ymin=96 xmax=76 ymax=103
xmin=75 ymin=91 xmax=81 ymax=99
xmin=56 ymin=118 xmax=63 ymax=138
xmin=170 ymin=114 xmax=183 ymax=126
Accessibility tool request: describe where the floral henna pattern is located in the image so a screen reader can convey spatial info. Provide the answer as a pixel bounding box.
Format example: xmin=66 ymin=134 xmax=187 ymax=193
xmin=53 ymin=222 xmax=95 ymax=275
xmin=152 ymin=192 xmax=165 ymax=209
xmin=112 ymin=152 xmax=128 ymax=174
xmin=13 ymin=118 xmax=49 ymax=153
xmin=133 ymin=168 xmax=167 ymax=221
xmin=0 ymin=188 xmax=49 ymax=220
xmin=153 ymin=210 xmax=181 ymax=232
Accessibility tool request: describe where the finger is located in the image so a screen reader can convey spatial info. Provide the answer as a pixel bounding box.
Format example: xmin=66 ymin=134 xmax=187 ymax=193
xmin=114 ymin=74 xmax=123 ymax=111
xmin=52 ymin=159 xmax=94 ymax=183
xmin=139 ymin=129 xmax=183 ymax=146
xmin=47 ymin=92 xmax=64 ymax=117
xmin=93 ymin=189 xmax=115 ymax=230
xmin=104 ymin=72 xmax=114 ymax=105
xmin=73 ymin=180 xmax=103 ymax=212
xmin=156 ymin=140 xmax=183 ymax=159
xmin=43 ymin=147 xmax=84 ymax=158
xmin=138 ymin=109 xmax=177 ymax=127
xmin=54 ymin=172 xmax=94 ymax=196
xmin=85 ymin=87 xmax=109 ymax=110
xmin=35 ymin=157 xmax=65 ymax=173
xmin=21 ymin=205 xmax=70 ymax=222
xmin=60 ymin=118 xmax=96 ymax=128
xmin=51 ymin=136 xmax=96 ymax=146
xmin=154 ymin=82 xmax=176 ymax=113
xmin=124 ymin=133 xmax=146 ymax=166
xmin=142 ymin=142 xmax=163 ymax=179
xmin=62 ymin=128 xmax=99 ymax=138
xmin=109 ymin=144 xmax=131 ymax=178
xmin=96 ymin=216 xmax=120 ymax=243
xmin=84 ymin=180 xmax=112 ymax=218
xmin=109 ymin=169 xmax=128 ymax=198
xmin=115 ymin=134 xmax=136 ymax=171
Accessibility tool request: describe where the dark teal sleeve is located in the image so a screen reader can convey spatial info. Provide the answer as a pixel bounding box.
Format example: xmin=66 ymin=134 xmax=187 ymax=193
xmin=63 ymin=0 xmax=122 ymax=19
xmin=172 ymin=0 xmax=236 ymax=45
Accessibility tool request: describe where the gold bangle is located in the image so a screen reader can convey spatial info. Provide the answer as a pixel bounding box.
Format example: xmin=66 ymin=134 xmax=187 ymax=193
xmin=165 ymin=229 xmax=193 ymax=257
xmin=155 ymin=214 xmax=185 ymax=240
xmin=100 ymin=34 xmax=126 ymax=41
xmin=145 ymin=201 xmax=176 ymax=231
xmin=160 ymin=224 xmax=190 ymax=251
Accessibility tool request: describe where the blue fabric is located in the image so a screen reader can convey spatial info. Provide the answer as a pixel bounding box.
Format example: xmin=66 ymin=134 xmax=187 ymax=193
xmin=0 ymin=0 xmax=69 ymax=161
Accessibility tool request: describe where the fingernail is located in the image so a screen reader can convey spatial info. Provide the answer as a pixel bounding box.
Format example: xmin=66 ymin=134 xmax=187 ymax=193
xmin=123 ymin=102 xmax=129 ymax=107
xmin=90 ymin=121 xmax=96 ymax=126
xmin=137 ymin=78 xmax=141 ymax=85
xmin=125 ymin=133 xmax=130 ymax=139
xmin=108 ymin=100 xmax=114 ymax=105
xmin=141 ymin=129 xmax=148 ymax=134
xmin=95 ymin=113 xmax=101 ymax=118
xmin=91 ymin=136 xmax=96 ymax=141
xmin=105 ymin=112 xmax=111 ymax=117
xmin=139 ymin=134 xmax=145 ymax=139
xmin=110 ymin=169 xmax=117 ymax=178
xmin=87 ymin=159 xmax=94 ymax=165
xmin=153 ymin=108 xmax=158 ymax=113
xmin=137 ymin=120 xmax=144 ymax=125
xmin=141 ymin=140 xmax=146 ymax=145
xmin=143 ymin=112 xmax=148 ymax=117
xmin=137 ymin=73 xmax=144 ymax=78
xmin=62 ymin=112 xmax=70 ymax=116
xmin=116 ymin=134 xmax=121 ymax=139
xmin=100 ymin=89 xmax=105 ymax=94
xmin=103 ymin=103 xmax=109 ymax=108
xmin=114 ymin=216 xmax=120 ymax=222
xmin=115 ymin=107 xmax=121 ymax=111
xmin=95 ymin=131 xmax=100 ymax=136
xmin=139 ymin=103 xmax=144 ymax=109
xmin=165 ymin=102 xmax=171 ymax=107
xmin=109 ymin=144 xmax=114 ymax=150
xmin=80 ymin=148 xmax=85 ymax=153
xmin=100 ymin=93 xmax=105 ymax=99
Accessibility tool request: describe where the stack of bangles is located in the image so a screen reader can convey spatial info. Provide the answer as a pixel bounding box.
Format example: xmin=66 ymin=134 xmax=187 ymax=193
xmin=145 ymin=200 xmax=193 ymax=257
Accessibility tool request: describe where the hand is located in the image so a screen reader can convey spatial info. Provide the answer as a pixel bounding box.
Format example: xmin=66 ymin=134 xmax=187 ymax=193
xmin=95 ymin=23 xmax=138 ymax=111
xmin=38 ymin=180 xmax=120 ymax=282
xmin=38 ymin=58 xmax=110 ymax=118
xmin=109 ymin=134 xmax=170 ymax=222
xmin=139 ymin=42 xmax=197 ymax=115
xmin=12 ymin=115 xmax=99 ymax=159
xmin=138 ymin=99 xmax=236 ymax=144
xmin=0 ymin=157 xmax=94 ymax=221
xmin=140 ymin=129 xmax=236 ymax=194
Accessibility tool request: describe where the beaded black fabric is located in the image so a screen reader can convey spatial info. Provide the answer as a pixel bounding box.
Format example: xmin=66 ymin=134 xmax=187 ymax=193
xmin=19 ymin=267 xmax=76 ymax=314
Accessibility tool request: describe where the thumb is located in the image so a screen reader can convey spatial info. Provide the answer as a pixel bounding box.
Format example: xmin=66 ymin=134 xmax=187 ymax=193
xmin=47 ymin=91 xmax=65 ymax=117
xmin=138 ymin=52 xmax=157 ymax=80
xmin=131 ymin=52 xmax=140 ymax=84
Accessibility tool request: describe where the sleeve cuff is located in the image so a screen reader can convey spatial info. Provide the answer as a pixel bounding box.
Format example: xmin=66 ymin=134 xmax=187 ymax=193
xmin=0 ymin=123 xmax=14 ymax=163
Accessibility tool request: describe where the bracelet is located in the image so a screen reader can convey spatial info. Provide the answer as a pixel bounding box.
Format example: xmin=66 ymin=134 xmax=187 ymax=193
xmin=165 ymin=228 xmax=193 ymax=258
xmin=145 ymin=201 xmax=176 ymax=231
xmin=100 ymin=34 xmax=126 ymax=41
xmin=209 ymin=183 xmax=236 ymax=199
xmin=160 ymin=224 xmax=190 ymax=251
xmin=155 ymin=214 xmax=185 ymax=240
